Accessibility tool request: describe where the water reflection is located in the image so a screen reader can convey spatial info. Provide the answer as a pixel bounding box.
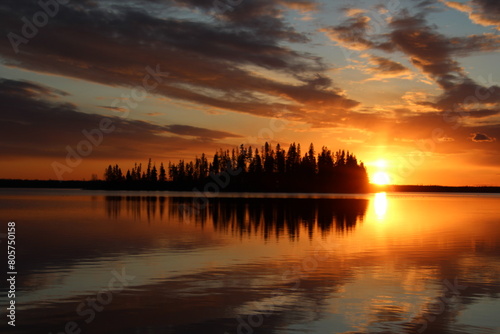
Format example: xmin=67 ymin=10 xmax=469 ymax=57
xmin=1 ymin=190 xmax=499 ymax=334
xmin=104 ymin=196 xmax=368 ymax=240
xmin=374 ymin=192 xmax=388 ymax=219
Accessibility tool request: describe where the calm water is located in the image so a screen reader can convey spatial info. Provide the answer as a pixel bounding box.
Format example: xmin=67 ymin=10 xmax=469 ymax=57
xmin=0 ymin=189 xmax=499 ymax=334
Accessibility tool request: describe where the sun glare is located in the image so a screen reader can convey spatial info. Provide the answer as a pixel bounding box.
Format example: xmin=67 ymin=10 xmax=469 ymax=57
xmin=372 ymin=171 xmax=391 ymax=185
xmin=374 ymin=192 xmax=388 ymax=218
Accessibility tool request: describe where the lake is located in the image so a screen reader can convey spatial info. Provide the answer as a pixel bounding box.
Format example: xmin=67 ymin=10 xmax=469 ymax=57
xmin=0 ymin=189 xmax=499 ymax=334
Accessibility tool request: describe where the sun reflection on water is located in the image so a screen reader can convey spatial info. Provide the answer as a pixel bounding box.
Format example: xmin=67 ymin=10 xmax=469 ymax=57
xmin=374 ymin=192 xmax=388 ymax=219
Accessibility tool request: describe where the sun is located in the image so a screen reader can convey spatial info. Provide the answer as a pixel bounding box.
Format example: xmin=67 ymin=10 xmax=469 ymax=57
xmin=372 ymin=171 xmax=391 ymax=185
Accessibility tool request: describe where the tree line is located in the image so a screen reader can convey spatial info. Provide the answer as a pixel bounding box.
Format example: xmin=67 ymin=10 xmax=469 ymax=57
xmin=102 ymin=142 xmax=369 ymax=193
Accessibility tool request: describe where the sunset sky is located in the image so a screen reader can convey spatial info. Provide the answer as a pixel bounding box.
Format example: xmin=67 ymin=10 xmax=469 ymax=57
xmin=1 ymin=0 xmax=499 ymax=185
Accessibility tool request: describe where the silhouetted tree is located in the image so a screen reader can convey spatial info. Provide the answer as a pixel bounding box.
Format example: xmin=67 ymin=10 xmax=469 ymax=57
xmin=104 ymin=164 xmax=123 ymax=182
xmin=159 ymin=163 xmax=166 ymax=182
xmin=237 ymin=144 xmax=247 ymax=173
xmin=103 ymin=142 xmax=369 ymax=192
xmin=276 ymin=144 xmax=286 ymax=174
xmin=318 ymin=146 xmax=334 ymax=176
xmin=151 ymin=165 xmax=158 ymax=182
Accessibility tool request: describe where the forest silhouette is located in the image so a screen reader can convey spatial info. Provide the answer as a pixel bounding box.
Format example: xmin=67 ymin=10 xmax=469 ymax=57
xmin=102 ymin=142 xmax=369 ymax=193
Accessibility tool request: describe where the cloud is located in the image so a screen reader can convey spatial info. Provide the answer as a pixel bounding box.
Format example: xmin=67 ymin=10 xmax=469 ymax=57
xmin=176 ymin=0 xmax=315 ymax=43
xmin=366 ymin=56 xmax=411 ymax=79
xmin=470 ymin=0 xmax=500 ymax=30
xmin=172 ymin=0 xmax=319 ymax=24
xmin=0 ymin=79 xmax=241 ymax=162
xmin=369 ymin=56 xmax=408 ymax=74
xmin=384 ymin=11 xmax=500 ymax=114
xmin=343 ymin=7 xmax=367 ymax=17
xmin=164 ymin=124 xmax=241 ymax=139
xmin=444 ymin=0 xmax=500 ymax=30
xmin=443 ymin=1 xmax=472 ymax=12
xmin=430 ymin=79 xmax=500 ymax=110
xmin=100 ymin=106 xmax=128 ymax=113
xmin=325 ymin=8 xmax=500 ymax=83
xmin=387 ymin=12 xmax=500 ymax=89
xmin=470 ymin=132 xmax=496 ymax=142
xmin=146 ymin=112 xmax=163 ymax=117
xmin=0 ymin=78 xmax=70 ymax=98
xmin=322 ymin=8 xmax=499 ymax=88
xmin=316 ymin=7 xmax=500 ymax=142
xmin=0 ymin=0 xmax=357 ymax=127
xmin=321 ymin=15 xmax=377 ymax=51
xmin=325 ymin=9 xmax=500 ymax=113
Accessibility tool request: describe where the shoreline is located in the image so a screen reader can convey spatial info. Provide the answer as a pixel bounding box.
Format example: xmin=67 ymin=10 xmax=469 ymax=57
xmin=1 ymin=179 xmax=499 ymax=194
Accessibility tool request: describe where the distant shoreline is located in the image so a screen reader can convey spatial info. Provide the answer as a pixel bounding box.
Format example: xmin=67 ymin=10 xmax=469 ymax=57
xmin=379 ymin=184 xmax=500 ymax=193
xmin=1 ymin=179 xmax=499 ymax=193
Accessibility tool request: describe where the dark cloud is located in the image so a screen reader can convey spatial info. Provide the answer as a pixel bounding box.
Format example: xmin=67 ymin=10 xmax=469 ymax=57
xmin=416 ymin=0 xmax=440 ymax=8
xmin=431 ymin=79 xmax=500 ymax=110
xmin=388 ymin=11 xmax=500 ymax=89
xmin=369 ymin=56 xmax=408 ymax=74
xmin=164 ymin=124 xmax=241 ymax=139
xmin=321 ymin=15 xmax=375 ymax=51
xmin=472 ymin=0 xmax=500 ymax=30
xmin=321 ymin=13 xmax=394 ymax=52
xmin=0 ymin=0 xmax=357 ymax=126
xmin=367 ymin=56 xmax=410 ymax=78
xmin=465 ymin=109 xmax=500 ymax=118
xmin=385 ymin=12 xmax=500 ymax=113
xmin=146 ymin=112 xmax=163 ymax=117
xmin=0 ymin=78 xmax=69 ymax=98
xmin=206 ymin=0 xmax=317 ymax=43
xmin=331 ymin=9 xmax=499 ymax=65
xmin=324 ymin=9 xmax=500 ymax=114
xmin=445 ymin=0 xmax=500 ymax=30
xmin=470 ymin=132 xmax=496 ymax=142
xmin=0 ymin=79 xmax=240 ymax=161
xmin=100 ymin=106 xmax=128 ymax=113
xmin=170 ymin=0 xmax=318 ymax=30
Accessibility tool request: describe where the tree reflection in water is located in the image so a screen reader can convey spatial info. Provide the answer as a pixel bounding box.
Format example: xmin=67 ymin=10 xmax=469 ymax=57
xmin=104 ymin=196 xmax=368 ymax=240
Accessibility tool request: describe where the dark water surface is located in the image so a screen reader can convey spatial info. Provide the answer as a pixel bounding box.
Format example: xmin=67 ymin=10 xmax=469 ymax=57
xmin=0 ymin=189 xmax=499 ymax=334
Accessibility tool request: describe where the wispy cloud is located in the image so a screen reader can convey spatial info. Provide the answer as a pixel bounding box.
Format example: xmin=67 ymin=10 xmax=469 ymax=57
xmin=0 ymin=79 xmax=240 ymax=161
xmin=470 ymin=132 xmax=496 ymax=142
xmin=443 ymin=0 xmax=500 ymax=30
xmin=365 ymin=55 xmax=412 ymax=80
